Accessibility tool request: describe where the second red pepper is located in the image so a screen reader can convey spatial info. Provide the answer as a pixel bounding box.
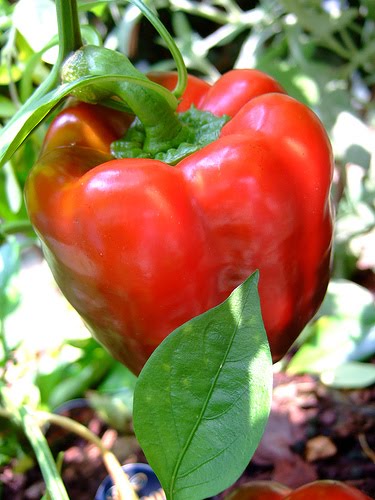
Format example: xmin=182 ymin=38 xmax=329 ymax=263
xmin=25 ymin=67 xmax=333 ymax=374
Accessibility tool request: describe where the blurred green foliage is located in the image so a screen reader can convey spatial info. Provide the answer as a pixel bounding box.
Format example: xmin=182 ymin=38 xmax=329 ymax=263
xmin=0 ymin=0 xmax=374 ymax=477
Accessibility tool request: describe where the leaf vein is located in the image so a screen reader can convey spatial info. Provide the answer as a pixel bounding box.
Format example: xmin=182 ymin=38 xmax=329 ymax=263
xmin=169 ymin=284 xmax=252 ymax=494
xmin=177 ymin=434 xmax=242 ymax=480
xmin=202 ymin=385 xmax=247 ymax=421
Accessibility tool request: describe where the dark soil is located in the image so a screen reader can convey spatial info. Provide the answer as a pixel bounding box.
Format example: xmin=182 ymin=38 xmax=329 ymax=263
xmin=1 ymin=371 xmax=374 ymax=500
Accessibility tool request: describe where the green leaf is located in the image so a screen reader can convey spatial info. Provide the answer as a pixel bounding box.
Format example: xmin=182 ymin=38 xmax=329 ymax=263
xmin=0 ymin=64 xmax=22 ymax=85
xmin=133 ymin=272 xmax=272 ymax=500
xmin=19 ymin=37 xmax=58 ymax=103
xmin=0 ymin=237 xmax=20 ymax=292
xmin=81 ymin=25 xmax=103 ymax=46
xmin=88 ymin=390 xmax=134 ymax=431
xmin=12 ymin=0 xmax=58 ymax=64
xmin=287 ymin=279 xmax=375 ymax=375
xmin=0 ymin=95 xmax=17 ymax=119
xmin=78 ymin=0 xmax=109 ymax=17
xmin=332 ymin=111 xmax=374 ymax=169
xmin=255 ymin=59 xmax=311 ymax=106
xmin=97 ymin=362 xmax=137 ymax=393
xmin=36 ymin=342 xmax=114 ymax=410
xmin=318 ymin=279 xmax=375 ymax=324
xmin=280 ymin=0 xmax=357 ymax=39
xmin=3 ymin=162 xmax=22 ymax=213
xmin=0 ymin=237 xmax=20 ymax=320
xmin=90 ymin=363 xmax=137 ymax=429
xmin=320 ymin=361 xmax=375 ymax=389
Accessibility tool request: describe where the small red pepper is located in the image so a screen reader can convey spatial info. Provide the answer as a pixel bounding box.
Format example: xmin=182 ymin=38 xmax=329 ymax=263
xmin=224 ymin=480 xmax=291 ymax=499
xmin=223 ymin=480 xmax=372 ymax=500
xmin=25 ymin=46 xmax=333 ymax=374
xmin=284 ymin=480 xmax=372 ymax=500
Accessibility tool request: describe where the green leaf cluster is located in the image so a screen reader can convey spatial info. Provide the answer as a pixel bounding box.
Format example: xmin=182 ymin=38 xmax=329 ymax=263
xmin=288 ymin=280 xmax=375 ymax=388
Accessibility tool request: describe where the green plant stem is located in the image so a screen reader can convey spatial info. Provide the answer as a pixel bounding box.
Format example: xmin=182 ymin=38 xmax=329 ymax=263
xmin=62 ymin=45 xmax=187 ymax=154
xmin=78 ymin=0 xmax=188 ymax=98
xmin=3 ymin=25 xmax=21 ymax=108
xmin=37 ymin=411 xmax=138 ymax=500
xmin=322 ymin=34 xmax=353 ymax=60
xmin=0 ymin=320 xmax=8 ymax=359
xmin=0 ymin=0 xmax=83 ymax=168
xmin=0 ymin=220 xmax=34 ymax=236
xmin=17 ymin=407 xmax=70 ymax=500
xmin=56 ymin=0 xmax=82 ymax=62
xmin=339 ymin=28 xmax=357 ymax=55
xmin=130 ymin=0 xmax=187 ymax=98
xmin=22 ymin=0 xmax=82 ymax=105
xmin=0 ymin=406 xmax=139 ymax=500
xmin=0 ymin=319 xmax=11 ymax=383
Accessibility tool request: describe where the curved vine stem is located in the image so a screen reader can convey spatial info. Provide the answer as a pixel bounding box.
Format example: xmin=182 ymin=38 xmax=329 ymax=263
xmin=37 ymin=411 xmax=138 ymax=500
xmin=0 ymin=406 xmax=139 ymax=500
xmin=129 ymin=0 xmax=188 ymax=98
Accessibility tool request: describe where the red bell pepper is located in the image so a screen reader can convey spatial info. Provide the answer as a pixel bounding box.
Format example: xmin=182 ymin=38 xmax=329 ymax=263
xmin=223 ymin=480 xmax=372 ymax=499
xmin=284 ymin=480 xmax=372 ymax=500
xmin=25 ymin=48 xmax=333 ymax=374
xmin=224 ymin=480 xmax=291 ymax=499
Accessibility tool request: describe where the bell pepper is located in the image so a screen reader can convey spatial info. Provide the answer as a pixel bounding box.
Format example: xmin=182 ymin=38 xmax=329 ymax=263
xmin=284 ymin=480 xmax=372 ymax=500
xmin=25 ymin=46 xmax=333 ymax=374
xmin=224 ymin=480 xmax=291 ymax=499
xmin=223 ymin=480 xmax=372 ymax=500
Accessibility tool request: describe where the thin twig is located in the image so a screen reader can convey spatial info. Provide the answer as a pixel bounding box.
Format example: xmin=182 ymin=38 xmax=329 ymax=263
xmin=358 ymin=433 xmax=375 ymax=464
xmin=37 ymin=411 xmax=139 ymax=500
xmin=0 ymin=407 xmax=139 ymax=500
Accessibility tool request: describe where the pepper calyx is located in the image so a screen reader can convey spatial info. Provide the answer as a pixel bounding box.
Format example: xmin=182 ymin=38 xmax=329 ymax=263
xmin=111 ymin=106 xmax=230 ymax=165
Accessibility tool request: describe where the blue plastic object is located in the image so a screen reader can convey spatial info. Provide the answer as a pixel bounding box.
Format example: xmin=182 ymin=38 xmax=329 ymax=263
xmin=95 ymin=462 xmax=164 ymax=499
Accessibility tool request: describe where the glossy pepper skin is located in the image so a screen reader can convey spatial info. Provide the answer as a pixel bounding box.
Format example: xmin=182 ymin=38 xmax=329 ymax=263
xmin=25 ymin=69 xmax=333 ymax=374
xmin=224 ymin=480 xmax=291 ymax=499
xmin=223 ymin=480 xmax=372 ymax=500
xmin=284 ymin=480 xmax=372 ymax=500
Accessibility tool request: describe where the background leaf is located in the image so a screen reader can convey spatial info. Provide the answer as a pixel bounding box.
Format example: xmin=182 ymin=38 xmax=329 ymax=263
xmin=0 ymin=237 xmax=20 ymax=320
xmin=12 ymin=0 xmax=58 ymax=64
xmin=287 ymin=279 xmax=375 ymax=375
xmin=320 ymin=361 xmax=375 ymax=389
xmin=133 ymin=273 xmax=272 ymax=500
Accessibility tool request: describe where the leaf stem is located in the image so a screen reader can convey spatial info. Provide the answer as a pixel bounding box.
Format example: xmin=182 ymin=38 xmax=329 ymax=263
xmin=61 ymin=46 xmax=187 ymax=155
xmin=3 ymin=26 xmax=21 ymax=108
xmin=24 ymin=0 xmax=83 ymax=105
xmin=17 ymin=407 xmax=70 ymax=500
xmin=55 ymin=0 xmax=83 ymax=62
xmin=0 ymin=0 xmax=83 ymax=168
xmin=37 ymin=411 xmax=138 ymax=500
xmin=0 ymin=319 xmax=11 ymax=383
xmin=129 ymin=0 xmax=187 ymax=98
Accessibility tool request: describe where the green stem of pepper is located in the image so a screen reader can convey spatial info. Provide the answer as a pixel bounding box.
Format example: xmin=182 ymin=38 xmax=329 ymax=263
xmin=26 ymin=0 xmax=82 ymax=105
xmin=56 ymin=0 xmax=82 ymax=60
xmin=37 ymin=411 xmax=139 ymax=500
xmin=61 ymin=44 xmax=191 ymax=155
xmin=60 ymin=0 xmax=192 ymax=156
